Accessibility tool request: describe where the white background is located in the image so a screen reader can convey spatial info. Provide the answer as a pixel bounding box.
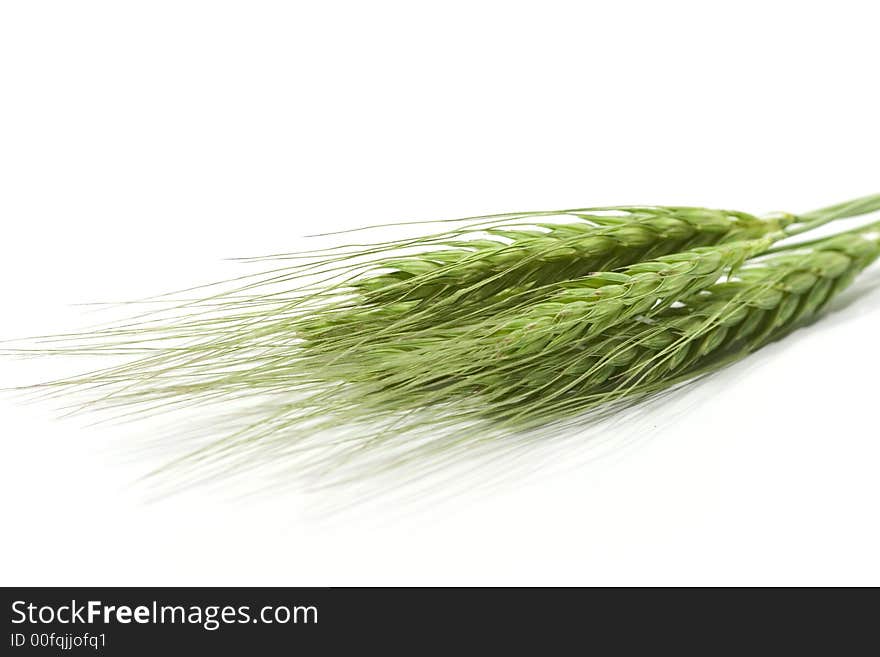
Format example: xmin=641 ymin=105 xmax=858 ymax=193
xmin=1 ymin=1 xmax=879 ymax=586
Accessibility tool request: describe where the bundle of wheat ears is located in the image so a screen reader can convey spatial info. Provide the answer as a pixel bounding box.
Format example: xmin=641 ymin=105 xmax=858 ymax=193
xmin=10 ymin=193 xmax=880 ymax=489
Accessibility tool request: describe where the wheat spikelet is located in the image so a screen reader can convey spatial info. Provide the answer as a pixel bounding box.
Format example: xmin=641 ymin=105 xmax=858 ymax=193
xmin=466 ymin=234 xmax=776 ymax=348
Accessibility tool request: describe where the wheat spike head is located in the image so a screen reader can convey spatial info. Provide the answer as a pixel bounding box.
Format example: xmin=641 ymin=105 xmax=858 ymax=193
xmin=289 ymin=223 xmax=880 ymax=444
xmin=5 ymin=194 xmax=880 ymax=491
xmin=473 ymin=227 xmax=880 ymax=428
xmin=296 ymin=196 xmax=880 ymax=358
xmin=296 ymin=205 xmax=790 ymax=345
xmin=306 ymin=233 xmax=779 ymax=385
xmin=142 ymin=222 xmax=880 ymax=487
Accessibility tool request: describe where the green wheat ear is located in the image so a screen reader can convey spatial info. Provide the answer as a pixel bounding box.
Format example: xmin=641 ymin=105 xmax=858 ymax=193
xmin=292 ymin=197 xmax=877 ymax=362
xmin=483 ymin=228 xmax=880 ymax=429
xmin=158 ymin=223 xmax=880 ymax=490
xmin=5 ymin=194 xmax=880 ymax=493
xmin=295 ymin=205 xmax=789 ymax=344
xmin=197 ymin=224 xmax=877 ymax=494
xmin=301 ymin=234 xmax=779 ymax=389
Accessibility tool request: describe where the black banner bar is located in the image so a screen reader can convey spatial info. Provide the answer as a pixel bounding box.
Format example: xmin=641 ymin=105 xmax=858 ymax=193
xmin=2 ymin=587 xmax=873 ymax=653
